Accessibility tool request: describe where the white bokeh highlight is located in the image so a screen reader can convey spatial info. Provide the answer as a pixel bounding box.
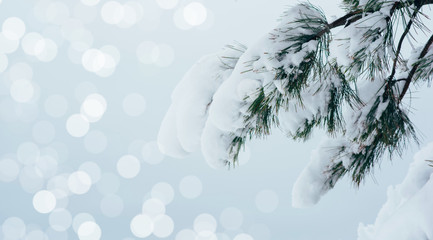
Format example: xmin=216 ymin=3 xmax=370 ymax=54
xmin=77 ymin=221 xmax=102 ymax=240
xmin=81 ymin=48 xmax=119 ymax=77
xmin=183 ymin=2 xmax=207 ymax=26
xmin=193 ymin=213 xmax=217 ymax=237
xmin=142 ymin=198 xmax=166 ymax=219
xmin=116 ymin=155 xmax=141 ymax=179
xmin=81 ymin=0 xmax=101 ymax=6
xmin=80 ymin=93 xmax=107 ymax=122
xmin=2 ymin=17 xmax=26 ymax=40
xmin=176 ymin=229 xmax=197 ymax=240
xmin=66 ymin=114 xmax=90 ymax=138
xmin=130 ymin=214 xmax=153 ymax=238
xmin=157 ymin=0 xmax=178 ymax=9
xmin=151 ymin=182 xmax=174 ymax=205
xmin=68 ymin=171 xmax=92 ymax=195
xmin=153 ymin=214 xmax=174 ymax=238
xmin=1 ymin=217 xmax=26 ymax=240
xmin=49 ymin=208 xmax=72 ymax=231
xmin=33 ymin=190 xmax=57 ymax=214
xmin=10 ymin=79 xmax=34 ymax=103
xmin=73 ymin=213 xmax=95 ymax=233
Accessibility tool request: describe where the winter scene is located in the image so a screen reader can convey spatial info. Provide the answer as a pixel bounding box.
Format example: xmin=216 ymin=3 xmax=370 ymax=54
xmin=1 ymin=0 xmax=433 ymax=239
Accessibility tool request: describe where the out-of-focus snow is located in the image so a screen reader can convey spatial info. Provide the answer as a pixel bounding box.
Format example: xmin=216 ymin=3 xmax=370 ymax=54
xmin=357 ymin=142 xmax=433 ymax=240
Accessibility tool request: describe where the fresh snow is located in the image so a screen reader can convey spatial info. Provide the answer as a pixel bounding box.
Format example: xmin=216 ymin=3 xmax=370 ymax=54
xmin=158 ymin=1 xmax=432 ymax=221
xmin=357 ymin=142 xmax=433 ymax=240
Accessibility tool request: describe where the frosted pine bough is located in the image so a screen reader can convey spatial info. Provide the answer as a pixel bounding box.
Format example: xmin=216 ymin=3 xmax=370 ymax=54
xmin=159 ymin=0 xmax=433 ymax=223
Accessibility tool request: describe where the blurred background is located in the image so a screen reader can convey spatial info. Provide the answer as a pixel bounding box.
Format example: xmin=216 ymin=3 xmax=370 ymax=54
xmin=1 ymin=0 xmax=433 ymax=239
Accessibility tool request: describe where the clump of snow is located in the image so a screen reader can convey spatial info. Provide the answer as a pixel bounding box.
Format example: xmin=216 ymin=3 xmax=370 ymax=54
xmin=357 ymin=142 xmax=433 ymax=240
xmin=157 ymin=43 xmax=244 ymax=160
xmin=158 ymin=1 xmax=423 ymax=210
xmin=292 ymin=138 xmax=349 ymax=208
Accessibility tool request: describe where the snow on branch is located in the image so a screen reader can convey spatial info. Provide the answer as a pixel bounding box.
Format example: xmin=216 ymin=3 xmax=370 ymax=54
xmin=158 ymin=0 xmax=433 ymax=207
xmin=157 ymin=43 xmax=246 ymax=159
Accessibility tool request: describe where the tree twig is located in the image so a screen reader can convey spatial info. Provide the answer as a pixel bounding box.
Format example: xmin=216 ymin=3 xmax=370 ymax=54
xmin=398 ymin=34 xmax=433 ymax=103
xmin=389 ymin=8 xmax=420 ymax=82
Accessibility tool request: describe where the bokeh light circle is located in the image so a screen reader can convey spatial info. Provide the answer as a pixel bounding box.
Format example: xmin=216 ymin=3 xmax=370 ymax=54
xmin=2 ymin=217 xmax=26 ymax=239
xmin=130 ymin=214 xmax=153 ymax=238
xmin=0 ymin=53 xmax=8 ymax=73
xmin=193 ymin=213 xmax=217 ymax=236
xmin=10 ymin=79 xmax=34 ymax=103
xmin=77 ymin=221 xmax=102 ymax=240
xmin=116 ymin=155 xmax=141 ymax=179
xmin=151 ymin=182 xmax=174 ymax=205
xmin=157 ymin=0 xmax=178 ymax=9
xmin=17 ymin=141 xmax=40 ymax=165
xmin=0 ymin=33 xmax=19 ymax=54
xmin=179 ymin=175 xmax=202 ymax=199
xmin=233 ymin=233 xmax=254 ymax=240
xmin=2 ymin=17 xmax=26 ymax=40
xmin=183 ymin=2 xmax=207 ymax=26
xmin=66 ymin=114 xmax=90 ymax=137
xmin=155 ymin=44 xmax=175 ymax=67
xmin=68 ymin=171 xmax=92 ymax=195
xmin=33 ymin=190 xmax=57 ymax=214
xmin=49 ymin=208 xmax=72 ymax=231
xmin=142 ymin=198 xmax=166 ymax=219
xmin=19 ymin=166 xmax=45 ymax=193
xmin=176 ymin=229 xmax=197 ymax=240
xmin=73 ymin=213 xmax=95 ymax=233
xmin=80 ymin=93 xmax=107 ymax=122
xmin=101 ymin=1 xmax=124 ymax=25
xmin=153 ymin=214 xmax=174 ymax=238
xmin=255 ymin=190 xmax=279 ymax=213
xmin=81 ymin=0 xmax=101 ymax=6
xmin=0 ymin=158 xmax=20 ymax=182
xmin=25 ymin=230 xmax=48 ymax=240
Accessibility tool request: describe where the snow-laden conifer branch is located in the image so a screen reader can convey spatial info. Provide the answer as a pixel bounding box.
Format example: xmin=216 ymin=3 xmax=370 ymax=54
xmin=388 ymin=7 xmax=420 ymax=82
xmin=158 ymin=0 xmax=433 ymax=208
xmin=398 ymin=34 xmax=433 ymax=102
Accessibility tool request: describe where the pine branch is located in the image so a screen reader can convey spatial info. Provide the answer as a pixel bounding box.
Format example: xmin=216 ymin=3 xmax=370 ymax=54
xmin=398 ymin=34 xmax=433 ymax=103
xmin=316 ymin=0 xmax=433 ymax=40
xmin=388 ymin=8 xmax=420 ymax=82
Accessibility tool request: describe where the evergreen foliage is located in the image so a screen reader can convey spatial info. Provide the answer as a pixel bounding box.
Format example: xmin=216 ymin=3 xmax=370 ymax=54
xmin=223 ymin=0 xmax=433 ymax=188
xmin=159 ymin=0 xmax=433 ymax=199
